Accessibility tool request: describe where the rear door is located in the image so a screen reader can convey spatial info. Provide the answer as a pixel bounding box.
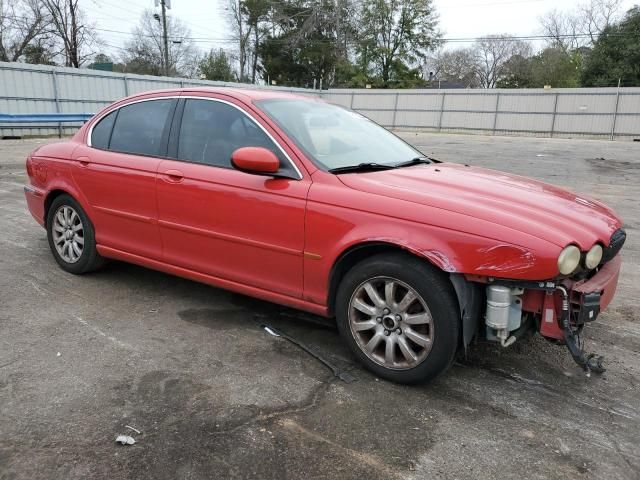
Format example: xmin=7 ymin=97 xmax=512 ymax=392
xmin=156 ymin=96 xmax=311 ymax=298
xmin=72 ymin=97 xmax=177 ymax=259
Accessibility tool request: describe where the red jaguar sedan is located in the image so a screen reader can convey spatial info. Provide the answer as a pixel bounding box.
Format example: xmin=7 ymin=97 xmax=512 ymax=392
xmin=24 ymin=88 xmax=625 ymax=383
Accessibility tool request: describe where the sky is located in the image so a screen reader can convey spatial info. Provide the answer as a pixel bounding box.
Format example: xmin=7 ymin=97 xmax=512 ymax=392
xmin=87 ymin=0 xmax=639 ymax=60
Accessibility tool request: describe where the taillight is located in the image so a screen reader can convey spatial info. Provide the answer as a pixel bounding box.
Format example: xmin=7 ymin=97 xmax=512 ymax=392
xmin=26 ymin=156 xmax=33 ymax=178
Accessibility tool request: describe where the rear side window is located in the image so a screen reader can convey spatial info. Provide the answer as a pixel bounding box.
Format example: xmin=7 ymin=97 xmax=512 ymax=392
xmin=108 ymin=99 xmax=176 ymax=157
xmin=90 ymin=110 xmax=117 ymax=149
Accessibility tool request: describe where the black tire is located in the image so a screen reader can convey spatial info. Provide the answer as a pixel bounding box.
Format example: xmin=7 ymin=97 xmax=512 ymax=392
xmin=46 ymin=194 xmax=105 ymax=274
xmin=336 ymin=252 xmax=460 ymax=384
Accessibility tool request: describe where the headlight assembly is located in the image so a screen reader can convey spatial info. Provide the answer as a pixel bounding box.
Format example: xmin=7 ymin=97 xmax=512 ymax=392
xmin=585 ymin=244 xmax=603 ymax=270
xmin=558 ymin=245 xmax=581 ymax=275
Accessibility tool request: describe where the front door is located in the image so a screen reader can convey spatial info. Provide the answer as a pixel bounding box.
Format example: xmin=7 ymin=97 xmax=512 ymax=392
xmin=156 ymin=97 xmax=310 ymax=298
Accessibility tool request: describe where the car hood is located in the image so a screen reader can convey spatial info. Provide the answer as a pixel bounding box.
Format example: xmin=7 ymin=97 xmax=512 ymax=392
xmin=337 ymin=163 xmax=621 ymax=249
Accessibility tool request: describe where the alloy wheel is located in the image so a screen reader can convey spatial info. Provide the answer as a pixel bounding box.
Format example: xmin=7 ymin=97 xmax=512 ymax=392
xmin=348 ymin=276 xmax=434 ymax=370
xmin=52 ymin=205 xmax=85 ymax=264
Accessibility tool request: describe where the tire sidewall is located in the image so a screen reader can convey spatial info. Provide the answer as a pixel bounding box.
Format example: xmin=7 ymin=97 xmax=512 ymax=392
xmin=46 ymin=195 xmax=98 ymax=274
xmin=336 ymin=253 xmax=460 ymax=384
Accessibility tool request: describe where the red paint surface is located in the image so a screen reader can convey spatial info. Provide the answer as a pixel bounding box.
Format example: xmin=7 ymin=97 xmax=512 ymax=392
xmin=231 ymin=147 xmax=280 ymax=174
xmin=24 ymin=88 xmax=624 ymax=320
xmin=572 ymin=254 xmax=622 ymax=311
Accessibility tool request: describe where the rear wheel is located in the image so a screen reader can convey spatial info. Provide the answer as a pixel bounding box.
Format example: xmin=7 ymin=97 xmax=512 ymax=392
xmin=47 ymin=194 xmax=104 ymax=274
xmin=336 ymin=253 xmax=460 ymax=384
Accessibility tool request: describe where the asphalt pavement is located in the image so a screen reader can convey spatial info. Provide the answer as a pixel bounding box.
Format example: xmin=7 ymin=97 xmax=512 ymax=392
xmin=1 ymin=133 xmax=638 ymax=479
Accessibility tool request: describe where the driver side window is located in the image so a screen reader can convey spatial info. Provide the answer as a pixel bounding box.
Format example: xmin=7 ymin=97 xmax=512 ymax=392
xmin=177 ymin=99 xmax=293 ymax=176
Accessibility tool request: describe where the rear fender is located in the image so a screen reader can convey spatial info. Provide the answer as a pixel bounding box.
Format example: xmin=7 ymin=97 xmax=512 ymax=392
xmin=41 ymin=161 xmax=94 ymax=225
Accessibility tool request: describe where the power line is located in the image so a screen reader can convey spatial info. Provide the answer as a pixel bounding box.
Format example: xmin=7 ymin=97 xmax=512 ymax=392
xmin=4 ymin=11 xmax=640 ymax=53
xmin=438 ymin=0 xmax=546 ymax=9
xmin=89 ymin=24 xmax=640 ymax=45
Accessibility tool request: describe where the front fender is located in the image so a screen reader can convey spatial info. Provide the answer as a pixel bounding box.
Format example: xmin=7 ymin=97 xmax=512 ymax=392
xmin=303 ymin=192 xmax=560 ymax=306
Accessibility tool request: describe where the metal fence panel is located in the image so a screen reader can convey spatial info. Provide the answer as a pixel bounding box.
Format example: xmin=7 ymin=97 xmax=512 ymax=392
xmin=322 ymin=87 xmax=640 ymax=140
xmin=556 ymin=93 xmax=615 ymax=114
xmin=496 ymin=113 xmax=554 ymax=133
xmin=396 ymin=93 xmax=442 ymax=111
xmin=445 ymin=92 xmax=498 ymax=112
xmin=395 ymin=110 xmax=440 ymax=128
xmin=618 ymin=94 xmax=640 ymax=113
xmin=499 ymin=94 xmax=555 ymax=113
xmin=443 ymin=111 xmax=495 ymax=130
xmin=2 ymin=61 xmax=640 ymax=140
xmin=0 ymin=61 xmax=317 ymax=137
xmin=615 ymin=115 xmax=639 ymax=135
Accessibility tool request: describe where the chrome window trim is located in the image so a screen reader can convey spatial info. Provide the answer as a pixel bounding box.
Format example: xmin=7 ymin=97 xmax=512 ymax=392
xmin=86 ymin=95 xmax=303 ymax=180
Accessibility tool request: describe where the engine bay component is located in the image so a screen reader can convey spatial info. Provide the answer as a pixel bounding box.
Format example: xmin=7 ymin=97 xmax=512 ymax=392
xmin=485 ymin=285 xmax=524 ymax=347
xmin=557 ymin=285 xmax=605 ymax=376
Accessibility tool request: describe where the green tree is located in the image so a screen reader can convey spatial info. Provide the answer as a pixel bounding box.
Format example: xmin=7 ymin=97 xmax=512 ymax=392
xmin=22 ymin=44 xmax=56 ymax=65
xmin=497 ymin=54 xmax=534 ymax=88
xmin=499 ymin=48 xmax=580 ymax=88
xmin=199 ymin=49 xmax=235 ymax=81
xmin=358 ymin=0 xmax=440 ymax=85
xmin=385 ymin=59 xmax=427 ymax=88
xmin=259 ymin=0 xmax=340 ymax=87
xmin=531 ymin=47 xmax=580 ymax=87
xmin=581 ymin=7 xmax=640 ymax=87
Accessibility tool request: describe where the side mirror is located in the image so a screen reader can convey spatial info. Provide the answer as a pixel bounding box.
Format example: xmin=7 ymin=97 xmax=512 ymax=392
xmin=231 ymin=147 xmax=280 ymax=175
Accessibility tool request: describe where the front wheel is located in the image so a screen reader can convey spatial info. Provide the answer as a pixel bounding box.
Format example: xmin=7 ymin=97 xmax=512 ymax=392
xmin=336 ymin=253 xmax=460 ymax=384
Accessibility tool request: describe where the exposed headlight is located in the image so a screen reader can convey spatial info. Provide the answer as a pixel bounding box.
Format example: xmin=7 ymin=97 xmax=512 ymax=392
xmin=558 ymin=245 xmax=581 ymax=275
xmin=585 ymin=244 xmax=603 ymax=269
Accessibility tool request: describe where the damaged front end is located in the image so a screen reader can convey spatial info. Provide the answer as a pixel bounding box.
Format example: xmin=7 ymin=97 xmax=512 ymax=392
xmin=457 ymin=228 xmax=625 ymax=376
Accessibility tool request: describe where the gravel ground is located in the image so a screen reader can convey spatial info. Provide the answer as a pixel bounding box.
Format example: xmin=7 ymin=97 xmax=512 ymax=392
xmin=0 ymin=133 xmax=638 ymax=480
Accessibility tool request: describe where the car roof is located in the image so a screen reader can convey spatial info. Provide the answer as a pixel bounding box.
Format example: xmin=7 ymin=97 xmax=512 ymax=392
xmin=126 ymin=86 xmax=320 ymax=104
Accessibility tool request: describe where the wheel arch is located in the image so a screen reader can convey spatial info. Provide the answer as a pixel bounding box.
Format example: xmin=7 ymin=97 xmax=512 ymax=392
xmin=44 ymin=189 xmax=74 ymax=226
xmin=326 ymin=241 xmax=453 ymax=317
xmin=326 ymin=240 xmax=483 ymax=349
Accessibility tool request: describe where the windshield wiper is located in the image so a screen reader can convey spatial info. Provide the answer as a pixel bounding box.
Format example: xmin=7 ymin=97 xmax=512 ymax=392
xmin=329 ymin=162 xmax=396 ymax=174
xmin=393 ymin=156 xmax=433 ymax=168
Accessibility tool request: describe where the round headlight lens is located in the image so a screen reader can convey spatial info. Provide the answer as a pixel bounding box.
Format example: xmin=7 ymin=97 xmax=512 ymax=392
xmin=585 ymin=244 xmax=603 ymax=270
xmin=558 ymin=245 xmax=581 ymax=275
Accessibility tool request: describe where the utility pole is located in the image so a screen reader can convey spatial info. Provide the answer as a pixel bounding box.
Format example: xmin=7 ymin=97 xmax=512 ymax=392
xmin=161 ymin=0 xmax=170 ymax=76
xmin=154 ymin=0 xmax=171 ymax=75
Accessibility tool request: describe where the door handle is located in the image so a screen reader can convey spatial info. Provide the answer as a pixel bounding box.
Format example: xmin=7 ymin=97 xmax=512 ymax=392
xmin=163 ymin=169 xmax=184 ymax=183
xmin=77 ymin=157 xmax=90 ymax=167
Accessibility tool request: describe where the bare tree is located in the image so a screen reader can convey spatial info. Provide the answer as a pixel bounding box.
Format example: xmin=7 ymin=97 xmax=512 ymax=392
xmin=473 ymin=35 xmax=531 ymax=88
xmin=539 ymin=0 xmax=624 ymax=50
xmin=122 ymin=10 xmax=198 ymax=77
xmin=226 ymin=0 xmax=252 ymax=82
xmin=426 ymin=48 xmax=479 ymax=87
xmin=42 ymin=0 xmax=96 ymax=67
xmin=579 ymin=0 xmax=624 ymax=42
xmin=539 ymin=9 xmax=585 ymax=51
xmin=0 ymin=0 xmax=50 ymax=62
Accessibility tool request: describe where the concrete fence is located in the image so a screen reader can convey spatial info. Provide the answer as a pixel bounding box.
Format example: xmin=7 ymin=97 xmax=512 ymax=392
xmin=1 ymin=61 xmax=640 ymax=140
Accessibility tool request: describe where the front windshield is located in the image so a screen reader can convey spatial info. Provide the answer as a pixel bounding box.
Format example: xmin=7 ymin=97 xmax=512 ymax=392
xmin=256 ymin=99 xmax=423 ymax=171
